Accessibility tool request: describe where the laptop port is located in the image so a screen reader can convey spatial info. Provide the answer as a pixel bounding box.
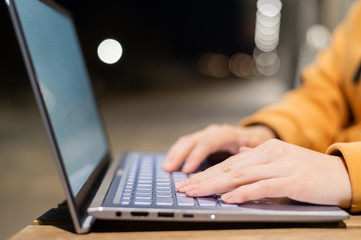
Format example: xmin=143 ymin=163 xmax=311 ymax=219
xmin=158 ymin=212 xmax=174 ymax=218
xmin=131 ymin=211 xmax=149 ymax=217
xmin=183 ymin=214 xmax=194 ymax=218
xmin=115 ymin=211 xmax=122 ymax=217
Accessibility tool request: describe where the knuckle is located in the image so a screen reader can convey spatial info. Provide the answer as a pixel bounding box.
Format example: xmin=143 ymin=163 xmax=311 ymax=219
xmin=259 ymin=180 xmax=279 ymax=195
xmin=205 ymin=124 xmax=219 ymax=131
xmin=232 ymin=167 xmax=245 ymax=181
xmin=264 ymin=138 xmax=280 ymax=146
xmin=259 ymin=181 xmax=271 ymax=192
xmin=222 ymin=159 xmax=233 ymax=173
xmin=177 ymin=134 xmax=196 ymax=144
xmin=220 ymin=123 xmax=231 ymax=129
xmin=262 ymin=139 xmax=286 ymax=156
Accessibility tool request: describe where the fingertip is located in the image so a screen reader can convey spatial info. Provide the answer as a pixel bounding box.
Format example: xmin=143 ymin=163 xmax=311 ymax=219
xmin=162 ymin=160 xmax=171 ymax=170
xmin=182 ymin=163 xmax=196 ymax=173
xmin=176 ymin=179 xmax=190 ymax=192
xmin=162 ymin=157 xmax=180 ymax=172
xmin=221 ymin=192 xmax=235 ymax=203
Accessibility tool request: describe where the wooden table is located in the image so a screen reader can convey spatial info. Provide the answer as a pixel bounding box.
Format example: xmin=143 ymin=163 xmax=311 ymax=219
xmin=8 ymin=206 xmax=361 ymax=240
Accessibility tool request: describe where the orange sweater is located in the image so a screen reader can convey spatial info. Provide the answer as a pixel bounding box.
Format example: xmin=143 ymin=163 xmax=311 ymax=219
xmin=241 ymin=0 xmax=361 ymax=212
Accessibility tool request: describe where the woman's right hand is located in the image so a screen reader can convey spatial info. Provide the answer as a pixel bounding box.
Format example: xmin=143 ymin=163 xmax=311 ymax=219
xmin=162 ymin=124 xmax=277 ymax=173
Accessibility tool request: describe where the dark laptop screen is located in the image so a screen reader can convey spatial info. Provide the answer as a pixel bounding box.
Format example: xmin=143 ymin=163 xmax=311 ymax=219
xmin=13 ymin=0 xmax=109 ymax=196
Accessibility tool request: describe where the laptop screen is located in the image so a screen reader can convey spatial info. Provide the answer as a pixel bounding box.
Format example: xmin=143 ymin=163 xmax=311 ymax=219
xmin=13 ymin=0 xmax=109 ymax=196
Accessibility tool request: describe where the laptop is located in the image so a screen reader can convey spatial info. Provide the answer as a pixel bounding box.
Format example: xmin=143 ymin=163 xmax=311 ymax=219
xmin=7 ymin=0 xmax=349 ymax=234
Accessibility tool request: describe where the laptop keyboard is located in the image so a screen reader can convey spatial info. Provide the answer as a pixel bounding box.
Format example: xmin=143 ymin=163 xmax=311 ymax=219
xmin=114 ymin=153 xmax=239 ymax=208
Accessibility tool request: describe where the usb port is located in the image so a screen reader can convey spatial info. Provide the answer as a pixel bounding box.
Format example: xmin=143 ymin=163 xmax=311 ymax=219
xmin=131 ymin=212 xmax=149 ymax=217
xmin=183 ymin=214 xmax=194 ymax=218
xmin=158 ymin=212 xmax=174 ymax=218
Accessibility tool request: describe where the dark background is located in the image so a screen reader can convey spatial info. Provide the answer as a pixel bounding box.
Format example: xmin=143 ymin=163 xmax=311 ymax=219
xmin=1 ymin=0 xmax=302 ymax=102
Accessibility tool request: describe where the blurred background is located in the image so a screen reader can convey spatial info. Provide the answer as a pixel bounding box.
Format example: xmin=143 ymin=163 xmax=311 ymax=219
xmin=0 ymin=0 xmax=354 ymax=238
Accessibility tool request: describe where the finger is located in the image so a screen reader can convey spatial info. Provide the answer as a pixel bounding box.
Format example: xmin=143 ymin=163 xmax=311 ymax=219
xmin=184 ymin=147 xmax=268 ymax=186
xmin=163 ymin=135 xmax=196 ymax=171
xmin=239 ymin=146 xmax=253 ymax=152
xmin=182 ymin=143 xmax=213 ymax=173
xmin=183 ymin=163 xmax=278 ymax=197
xmin=221 ymin=177 xmax=287 ymax=203
xmin=177 ymin=156 xmax=236 ymax=190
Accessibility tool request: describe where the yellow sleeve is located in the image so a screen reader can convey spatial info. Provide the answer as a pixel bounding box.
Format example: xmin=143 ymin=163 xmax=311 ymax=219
xmin=240 ymin=9 xmax=352 ymax=153
xmin=327 ymin=142 xmax=361 ymax=212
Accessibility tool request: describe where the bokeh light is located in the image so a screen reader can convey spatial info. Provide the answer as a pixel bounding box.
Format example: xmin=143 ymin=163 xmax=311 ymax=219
xmin=257 ymin=0 xmax=282 ymax=18
xmin=306 ymin=24 xmax=331 ymax=50
xmin=229 ymin=53 xmax=254 ymax=78
xmin=97 ymin=39 xmax=123 ymax=64
xmin=198 ymin=53 xmax=229 ymax=78
xmin=254 ymin=50 xmax=280 ymax=76
xmin=254 ymin=0 xmax=282 ymax=76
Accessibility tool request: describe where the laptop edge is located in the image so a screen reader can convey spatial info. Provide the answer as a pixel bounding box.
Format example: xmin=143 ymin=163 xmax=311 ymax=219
xmin=7 ymin=0 xmax=111 ymax=233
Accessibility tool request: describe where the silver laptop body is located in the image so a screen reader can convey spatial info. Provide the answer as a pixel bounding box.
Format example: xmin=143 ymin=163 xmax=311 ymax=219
xmin=7 ymin=0 xmax=349 ymax=234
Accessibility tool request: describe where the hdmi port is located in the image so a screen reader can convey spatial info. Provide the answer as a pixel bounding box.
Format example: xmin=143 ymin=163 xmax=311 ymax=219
xmin=158 ymin=212 xmax=174 ymax=218
xmin=131 ymin=211 xmax=149 ymax=217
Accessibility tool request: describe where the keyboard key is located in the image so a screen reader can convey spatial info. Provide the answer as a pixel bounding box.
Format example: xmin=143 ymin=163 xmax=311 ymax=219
xmin=157 ymin=182 xmax=171 ymax=186
xmin=156 ymin=179 xmax=170 ymax=183
xmin=134 ymin=199 xmax=152 ymax=205
xmin=121 ymin=200 xmax=130 ymax=205
xmin=135 ymin=190 xmax=152 ymax=195
xmin=137 ymin=184 xmax=152 ymax=188
xmin=122 ymin=195 xmax=131 ymax=200
xmin=177 ymin=196 xmax=195 ymax=206
xmin=135 ymin=194 xmax=152 ymax=200
xmin=156 ymin=192 xmax=172 ymax=198
xmin=156 ymin=189 xmax=172 ymax=194
xmin=138 ymin=179 xmax=152 ymax=184
xmin=124 ymin=186 xmax=133 ymax=192
xmin=156 ymin=197 xmax=174 ymax=206
xmin=136 ymin=186 xmax=152 ymax=191
xmin=172 ymin=172 xmax=187 ymax=177
xmin=175 ymin=192 xmax=187 ymax=197
xmin=156 ymin=186 xmax=171 ymax=191
xmin=123 ymin=191 xmax=132 ymax=196
xmin=197 ymin=197 xmax=217 ymax=207
xmin=218 ymin=200 xmax=239 ymax=207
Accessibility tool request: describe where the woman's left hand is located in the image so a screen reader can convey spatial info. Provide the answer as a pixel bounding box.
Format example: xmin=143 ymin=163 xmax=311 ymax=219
xmin=176 ymin=139 xmax=352 ymax=208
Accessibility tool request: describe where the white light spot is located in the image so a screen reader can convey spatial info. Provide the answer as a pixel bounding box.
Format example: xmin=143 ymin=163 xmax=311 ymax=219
xmin=211 ymin=214 xmax=216 ymax=220
xmin=306 ymin=24 xmax=331 ymax=50
xmin=257 ymin=11 xmax=280 ymax=28
xmin=254 ymin=51 xmax=280 ymax=76
xmin=97 ymin=39 xmax=123 ymax=64
xmin=257 ymin=0 xmax=282 ymax=18
xmin=5 ymin=0 xmax=10 ymax=6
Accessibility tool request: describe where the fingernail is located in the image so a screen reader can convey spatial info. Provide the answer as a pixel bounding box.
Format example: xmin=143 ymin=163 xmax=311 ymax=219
xmin=221 ymin=192 xmax=235 ymax=203
xmin=176 ymin=179 xmax=190 ymax=192
xmin=184 ymin=183 xmax=198 ymax=193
